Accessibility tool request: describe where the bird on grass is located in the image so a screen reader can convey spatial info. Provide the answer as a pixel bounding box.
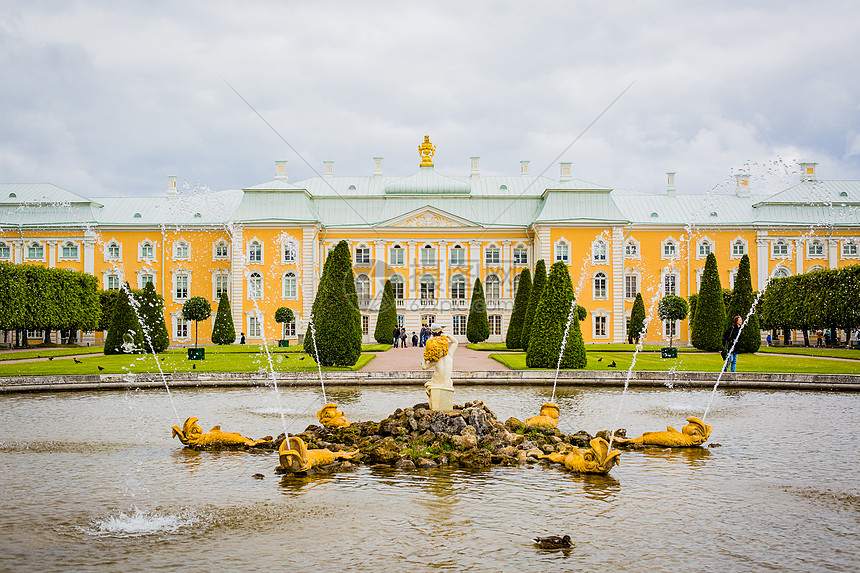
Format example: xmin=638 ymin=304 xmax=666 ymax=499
xmin=97 ymin=366 xmax=104 ymax=371
xmin=47 ymin=356 xmax=54 ymax=361
xmin=533 ymin=535 xmax=572 ymax=550
xmin=192 ymin=364 xmax=196 ymax=369
xmin=160 ymin=357 xmax=165 ymax=362
xmin=597 ymin=357 xmax=602 ymax=362
xmin=73 ymin=358 xmax=82 ymax=364
xmin=298 ymin=356 xmax=306 ymax=361
xmin=608 ymin=361 xmax=617 ymax=368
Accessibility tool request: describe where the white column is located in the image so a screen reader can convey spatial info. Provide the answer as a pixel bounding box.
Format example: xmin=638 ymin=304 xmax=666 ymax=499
xmin=374 ymin=240 xmax=386 ymax=299
xmin=756 ymin=235 xmax=768 ymax=286
xmin=502 ymin=240 xmax=511 ymax=298
xmin=302 ymin=227 xmax=317 ymax=325
xmin=438 ymin=240 xmax=448 ymax=300
xmin=13 ymin=240 xmax=23 ymax=264
xmin=231 ymin=226 xmax=245 ymax=337
xmin=48 ymin=240 xmax=58 ymax=268
xmin=83 ymin=231 xmax=96 ymax=275
xmin=828 ymin=239 xmax=838 ymax=269
xmin=611 ymin=226 xmax=625 ymax=343
xmin=794 ymin=239 xmax=804 ymax=275
xmin=407 ymin=240 xmax=417 ymax=301
xmin=469 ymin=240 xmax=482 ymax=287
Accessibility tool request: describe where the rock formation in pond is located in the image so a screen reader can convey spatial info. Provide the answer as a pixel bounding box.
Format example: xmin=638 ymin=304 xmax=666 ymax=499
xmin=317 ymin=403 xmax=350 ymax=428
xmin=524 ymin=402 xmax=560 ymax=429
xmin=171 ymin=417 xmax=273 ymax=449
xmin=538 ymin=437 xmax=620 ymax=474
xmin=612 ymin=416 xmax=713 ymax=447
xmin=278 ymin=436 xmax=359 ymax=472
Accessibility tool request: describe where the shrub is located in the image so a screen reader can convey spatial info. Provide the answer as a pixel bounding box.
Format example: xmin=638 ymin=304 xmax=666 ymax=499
xmin=467 ymin=278 xmax=490 ymax=343
xmin=521 ymin=259 xmax=547 ymax=351
xmin=726 ymin=254 xmax=760 ymax=353
xmin=657 ymin=294 xmax=688 ymax=348
xmin=628 ymin=292 xmax=646 ymax=343
xmin=505 ymin=269 xmax=531 ymax=349
xmin=526 ymin=261 xmax=586 ymax=369
xmin=374 ymin=279 xmax=398 ymax=344
xmin=104 ymin=285 xmax=144 ymax=355
xmin=691 ymin=253 xmax=726 ymax=351
xmin=136 ymin=281 xmax=170 ymax=352
xmin=211 ymin=293 xmax=236 ymax=345
xmin=182 ymin=296 xmax=212 ymax=348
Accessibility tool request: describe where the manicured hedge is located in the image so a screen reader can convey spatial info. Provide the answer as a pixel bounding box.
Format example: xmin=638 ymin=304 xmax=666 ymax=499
xmin=505 ymin=268 xmax=531 ymax=349
xmin=466 ymin=278 xmax=489 ymax=343
xmin=691 ymin=253 xmax=726 ymax=351
xmin=521 ymin=259 xmax=547 ymax=351
xmin=525 ymin=261 xmax=586 ymax=369
xmin=211 ymin=293 xmax=237 ymax=345
xmin=374 ymin=279 xmax=397 ymax=344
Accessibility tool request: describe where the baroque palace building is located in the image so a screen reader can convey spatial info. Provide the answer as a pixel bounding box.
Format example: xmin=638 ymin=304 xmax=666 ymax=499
xmin=2 ymin=136 xmax=860 ymax=347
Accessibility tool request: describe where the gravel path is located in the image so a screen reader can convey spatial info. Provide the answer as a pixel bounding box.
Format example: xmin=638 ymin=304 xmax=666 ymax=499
xmin=361 ymin=344 xmax=509 ymax=371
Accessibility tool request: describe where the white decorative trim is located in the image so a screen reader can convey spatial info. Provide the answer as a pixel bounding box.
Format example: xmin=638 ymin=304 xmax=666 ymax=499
xmin=247 ymin=236 xmax=264 ymax=265
xmin=624 ymin=237 xmax=641 ymax=259
xmin=772 ymin=265 xmax=792 ymax=278
xmin=170 ymin=268 xmax=192 ymax=303
xmin=58 ymin=240 xmax=81 ymax=262
xmin=213 ymin=239 xmax=230 ymax=261
xmin=593 ymin=271 xmax=609 ymax=300
xmin=591 ymin=308 xmax=610 ymax=339
xmin=136 ymin=266 xmax=157 ymax=289
xmin=696 ymin=236 xmax=714 ymax=260
xmin=591 ymin=239 xmax=608 ymax=264
xmin=806 ymin=238 xmax=826 ymax=259
xmin=173 ymin=239 xmax=190 ymax=261
xmin=730 ymin=236 xmax=748 ymax=259
xmin=211 ymin=268 xmax=230 ymax=303
xmin=770 ymin=238 xmax=791 ymax=259
xmin=138 ymin=238 xmax=157 ymax=263
xmin=248 ymin=270 xmax=264 ymax=300
xmin=554 ymin=237 xmax=570 ymax=264
xmin=840 ymin=238 xmax=859 ymax=259
xmin=103 ymin=238 xmax=122 ymax=263
xmin=661 ymin=236 xmax=679 ymax=260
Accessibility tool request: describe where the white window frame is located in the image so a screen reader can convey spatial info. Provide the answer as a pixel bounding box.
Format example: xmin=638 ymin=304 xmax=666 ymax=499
xmin=841 ymin=239 xmax=858 ymax=259
xmin=449 ymin=244 xmax=466 ymax=267
xmin=453 ymin=314 xmax=467 ymax=336
xmin=662 ymin=269 xmax=679 ymax=296
xmin=248 ymin=238 xmax=263 ymax=264
xmin=593 ymin=271 xmax=608 ymax=300
xmin=624 ymin=238 xmax=640 ymax=259
xmin=106 ymin=274 xmax=120 ymax=290
xmin=554 ymin=238 xmax=570 ymax=263
xmin=661 ymin=237 xmax=678 ymax=260
xmin=390 ymin=244 xmax=405 ymax=266
xmin=624 ymin=272 xmax=638 ymax=300
xmin=173 ymin=239 xmax=190 ymax=261
xmin=485 ymin=244 xmax=500 ymax=266
xmin=808 ymin=265 xmax=825 ymax=273
xmin=0 ymin=241 xmax=10 ymax=260
xmin=727 ymin=267 xmax=738 ymax=290
xmin=138 ymin=239 xmax=156 ymax=262
xmin=213 ymin=271 xmax=230 ymax=302
xmin=485 ymin=274 xmax=501 ymax=300
xmin=450 ymin=274 xmax=467 ymax=302
xmin=137 ymin=266 xmax=157 ymax=289
xmin=592 ymin=239 xmax=608 ymax=264
xmin=695 ymin=268 xmax=704 ymax=292
xmin=354 ymin=244 xmax=371 ymax=266
xmin=59 ymin=240 xmax=79 ymax=261
xmin=771 ymin=239 xmax=790 ymax=259
xmin=730 ymin=237 xmax=748 ymax=259
xmin=697 ymin=237 xmax=713 ymax=260
xmin=283 ymin=271 xmax=298 ymax=300
xmin=513 ymin=244 xmax=528 ymax=265
xmin=419 ymin=274 xmax=436 ymax=300
xmin=420 ymin=244 xmax=437 ymax=267
xmin=26 ymin=241 xmax=46 ymax=261
xmin=174 ymin=316 xmax=190 ymax=339
xmin=249 ymin=271 xmax=263 ymax=300
xmin=355 ymin=273 xmax=371 ymax=302
xmin=284 ymin=320 xmax=297 ymax=338
xmin=213 ymin=239 xmax=230 ymax=261
xmin=807 ymin=239 xmax=825 ymax=259
xmin=104 ymin=239 xmax=121 ymax=262
xmin=513 ymin=273 xmax=521 ymax=297
xmin=592 ymin=309 xmax=610 ymax=339
xmin=488 ymin=315 xmax=502 ymax=336
xmin=664 ymin=319 xmax=678 ymax=340
xmin=772 ymin=266 xmax=792 ymax=278
xmin=248 ymin=313 xmax=263 ymax=338
xmin=282 ymin=239 xmax=298 ymax=264
xmin=390 ymin=274 xmax=405 ymax=300
xmin=173 ymin=272 xmax=190 ymax=302
xmin=360 ymin=315 xmax=369 ymax=336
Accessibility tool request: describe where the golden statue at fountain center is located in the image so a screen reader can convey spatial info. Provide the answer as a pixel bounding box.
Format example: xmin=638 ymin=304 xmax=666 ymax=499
xmin=278 ymin=436 xmax=359 ymax=473
xmin=613 ymin=416 xmax=713 ymax=447
xmin=422 ymin=324 xmax=457 ymax=411
xmin=524 ymin=402 xmax=560 ymax=429
xmin=538 ymin=438 xmax=621 ymax=475
xmin=317 ymin=403 xmax=351 ymax=428
xmin=171 ymin=417 xmax=273 ymax=449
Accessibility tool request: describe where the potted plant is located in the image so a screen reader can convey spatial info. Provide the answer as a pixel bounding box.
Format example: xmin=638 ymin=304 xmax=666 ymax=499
xmin=658 ymin=295 xmax=689 ymax=359
xmin=275 ymin=306 xmax=295 ymax=347
xmin=182 ymin=296 xmax=211 ymax=360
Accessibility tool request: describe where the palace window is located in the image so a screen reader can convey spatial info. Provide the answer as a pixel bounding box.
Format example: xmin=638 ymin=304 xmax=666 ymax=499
xmin=355 ymin=274 xmax=371 ymax=301
xmin=420 ymin=245 xmax=436 ymax=266
xmin=625 ymin=240 xmax=639 ymax=257
xmin=593 ymin=240 xmax=607 ymax=263
xmin=698 ymin=239 xmax=712 ymax=258
xmin=664 ymin=273 xmax=677 ymax=296
xmin=513 ymin=245 xmax=528 ymax=265
xmin=513 ymin=273 xmax=521 ymax=296
xmin=419 ymin=275 xmax=436 ymax=300
xmin=625 ymin=274 xmax=638 ymax=299
xmin=285 ymin=320 xmax=297 ymax=338
xmin=0 ymin=242 xmax=10 ymax=259
xmin=732 ymin=239 xmax=746 ymax=257
xmin=140 ymin=241 xmax=154 ymax=259
xmin=283 ymin=272 xmax=297 ymax=300
xmin=485 ymin=245 xmax=500 ymax=266
xmin=773 ymin=266 xmax=791 ymax=278
xmin=249 ymin=240 xmax=262 ymax=263
xmin=249 ymin=272 xmax=263 ymax=300
xmin=594 ymin=272 xmax=608 ymax=300
xmin=107 ymin=274 xmax=120 ymax=290
xmin=489 ymin=315 xmax=502 ymax=336
xmin=593 ymin=313 xmax=608 ymax=338
xmin=390 ymin=244 xmax=404 ymax=266
xmin=453 ymin=315 xmax=467 ymax=336
xmin=808 ymin=240 xmax=824 ymax=257
xmin=141 ymin=274 xmax=154 ymax=288
xmin=772 ymin=239 xmax=789 ymax=258
xmin=174 ymin=240 xmax=189 ymax=259
xmin=175 ymin=317 xmax=189 ymax=339
xmin=215 ymin=240 xmax=229 ymax=259
xmin=248 ymin=315 xmax=262 ymax=338
xmin=215 ymin=274 xmax=229 ymax=301
xmin=663 ymin=240 xmax=676 ymax=259
xmin=361 ymin=315 xmax=369 ymax=336
xmin=450 ymin=274 xmax=467 ymax=301
xmin=283 ymin=242 xmax=297 ymax=263
xmin=355 ymin=244 xmax=371 ymax=265
xmin=664 ymin=320 xmax=677 ymax=339
xmin=61 ymin=241 xmax=78 ymax=259
xmin=555 ymin=240 xmax=569 ymax=263
xmin=842 ymin=240 xmax=858 ymax=258
xmin=27 ymin=242 xmax=45 ymax=260
xmin=175 ymin=274 xmax=189 ymax=300
xmin=390 ymin=275 xmax=405 ymax=300
xmin=485 ymin=274 xmax=501 ymax=300
xmin=106 ymin=241 xmax=120 ymax=260
xmin=449 ymin=245 xmax=465 ymax=267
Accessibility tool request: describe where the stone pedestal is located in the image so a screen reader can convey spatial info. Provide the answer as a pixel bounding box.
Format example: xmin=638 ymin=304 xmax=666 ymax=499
xmin=428 ymin=387 xmax=454 ymax=411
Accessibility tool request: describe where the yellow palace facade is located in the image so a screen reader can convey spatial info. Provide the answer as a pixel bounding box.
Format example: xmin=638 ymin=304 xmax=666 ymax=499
xmin=2 ymin=137 xmax=860 ymax=347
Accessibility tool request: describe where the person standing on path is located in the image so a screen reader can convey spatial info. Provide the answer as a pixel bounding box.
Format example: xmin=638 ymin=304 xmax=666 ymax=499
xmin=400 ymin=329 xmax=407 ymax=349
xmin=392 ymin=326 xmax=400 ymax=348
xmin=722 ymin=316 xmax=742 ymax=373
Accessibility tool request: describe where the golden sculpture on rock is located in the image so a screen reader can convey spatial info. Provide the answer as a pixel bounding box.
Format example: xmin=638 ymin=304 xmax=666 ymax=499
xmin=524 ymin=402 xmax=560 ymax=429
xmin=538 ymin=438 xmax=621 ymax=475
xmin=613 ymin=416 xmax=713 ymax=447
xmin=317 ymin=403 xmax=350 ymax=428
xmin=278 ymin=436 xmax=359 ymax=473
xmin=171 ymin=417 xmax=273 ymax=449
xmin=421 ymin=325 xmax=458 ymax=411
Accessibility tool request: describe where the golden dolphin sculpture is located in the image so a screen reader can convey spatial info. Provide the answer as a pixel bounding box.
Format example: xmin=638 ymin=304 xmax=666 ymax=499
xmin=613 ymin=417 xmax=713 ymax=447
xmin=317 ymin=403 xmax=351 ymax=428
xmin=171 ymin=417 xmax=273 ymax=448
xmin=524 ymin=402 xmax=560 ymax=429
xmin=538 ymin=438 xmax=621 ymax=475
xmin=278 ymin=436 xmax=359 ymax=473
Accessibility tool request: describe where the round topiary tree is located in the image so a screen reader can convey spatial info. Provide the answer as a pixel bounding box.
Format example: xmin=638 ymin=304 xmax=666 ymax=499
xmin=691 ymin=253 xmax=726 ymax=351
xmin=628 ymin=292 xmax=646 ymax=343
xmin=521 ymin=259 xmax=547 ymax=351
xmin=136 ymin=281 xmax=170 ymax=353
xmin=104 ymin=285 xmax=144 ymax=355
xmin=657 ymin=294 xmax=689 ymax=348
xmin=526 ymin=261 xmax=586 ymax=369
xmin=374 ymin=279 xmax=397 ymax=344
xmin=726 ymin=254 xmax=761 ymax=353
xmin=505 ymin=269 xmax=531 ymax=349
xmin=303 ymin=240 xmax=362 ymax=366
xmin=182 ymin=296 xmax=211 ymax=349
xmin=467 ymin=278 xmax=490 ymax=343
xmin=275 ymin=306 xmax=295 ymax=340
xmin=211 ymin=293 xmax=236 ymax=345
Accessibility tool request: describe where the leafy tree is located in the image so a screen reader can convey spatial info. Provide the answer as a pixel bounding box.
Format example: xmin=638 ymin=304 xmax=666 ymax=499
xmin=72 ymin=272 xmax=100 ymax=339
xmin=505 ymin=269 xmax=531 ymax=349
xmin=628 ymin=292 xmax=646 ymax=343
xmin=467 ymin=278 xmax=490 ymax=343
xmin=104 ymin=285 xmax=144 ymax=355
xmin=576 ymin=304 xmax=587 ymax=321
xmin=526 ymin=261 xmax=586 ymax=369
xmin=0 ymin=262 xmax=27 ymax=337
xmin=303 ymin=240 xmax=362 ymax=366
xmin=275 ymin=306 xmax=295 ymax=339
xmin=211 ymin=293 xmax=236 ymax=345
xmin=657 ymin=294 xmax=688 ymax=348
xmin=691 ymin=253 xmax=726 ymax=351
xmin=687 ymin=294 xmax=698 ymax=334
xmin=521 ymin=259 xmax=547 ymax=351
xmin=182 ymin=296 xmax=212 ymax=348
xmin=98 ymin=289 xmax=122 ymax=332
xmin=725 ymin=254 xmax=761 ymax=353
xmin=374 ymin=279 xmax=398 ymax=344
xmin=136 ymin=282 xmax=170 ymax=352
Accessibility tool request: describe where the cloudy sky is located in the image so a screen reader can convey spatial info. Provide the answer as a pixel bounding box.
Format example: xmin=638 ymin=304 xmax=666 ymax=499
xmin=2 ymin=1 xmax=859 ymax=199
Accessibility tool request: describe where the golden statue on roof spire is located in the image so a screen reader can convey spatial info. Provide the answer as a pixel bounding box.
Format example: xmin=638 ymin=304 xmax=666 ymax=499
xmin=419 ymin=135 xmax=435 ymax=167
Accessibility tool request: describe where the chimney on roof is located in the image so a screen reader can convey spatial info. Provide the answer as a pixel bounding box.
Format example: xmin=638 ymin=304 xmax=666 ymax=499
xmin=799 ymin=162 xmax=818 ymax=182
xmin=560 ymin=162 xmax=572 ymax=183
xmin=470 ymin=156 xmax=480 ymax=178
xmin=735 ymin=173 xmax=750 ymax=198
xmin=275 ymin=160 xmax=288 ymax=181
xmin=666 ymin=172 xmax=676 ymax=197
xmin=520 ymin=160 xmax=530 ymax=176
xmin=167 ymin=175 xmax=178 ymax=198
xmin=373 ymin=157 xmax=384 ymax=178
xmin=323 ymin=160 xmax=334 ymax=179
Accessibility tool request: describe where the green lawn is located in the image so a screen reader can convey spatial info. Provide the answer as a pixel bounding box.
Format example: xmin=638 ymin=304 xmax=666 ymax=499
xmin=756 ymin=346 xmax=860 ymax=360
xmin=0 ymin=345 xmax=105 ymax=361
xmin=0 ymin=349 xmax=375 ymax=376
xmin=194 ymin=343 xmax=390 ymax=354
xmin=467 ymin=342 xmax=705 ymax=353
xmin=490 ymin=351 xmax=860 ymax=374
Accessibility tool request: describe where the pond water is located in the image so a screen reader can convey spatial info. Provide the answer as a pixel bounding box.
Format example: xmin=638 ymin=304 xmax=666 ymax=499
xmin=1 ymin=385 xmax=857 ymax=572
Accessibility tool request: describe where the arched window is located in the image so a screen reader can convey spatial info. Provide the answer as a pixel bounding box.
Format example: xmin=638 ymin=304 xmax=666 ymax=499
xmin=625 ymin=240 xmax=638 ymax=257
xmin=698 ymin=239 xmax=712 ymax=258
xmin=772 ymin=239 xmax=789 ymax=257
xmin=140 ymin=241 xmax=154 ymax=259
xmin=513 ymin=273 xmax=521 ymax=296
xmin=390 ymin=274 xmax=405 ymax=300
xmin=174 ymin=240 xmax=189 ymax=259
xmin=419 ymin=274 xmax=435 ymax=301
xmin=593 ymin=272 xmax=607 ymax=299
xmin=450 ymin=274 xmax=467 ymax=300
xmin=732 ymin=239 xmax=746 ymax=257
xmin=249 ymin=271 xmax=263 ymax=300
xmin=808 ymin=240 xmax=824 ymax=257
xmin=808 ymin=265 xmax=825 ymax=273
xmin=664 ymin=272 xmax=677 ymax=296
xmin=593 ymin=240 xmax=607 ymax=263
xmin=449 ymin=244 xmax=465 ymax=267
xmin=420 ymin=244 xmax=436 ymax=266
xmin=663 ymin=240 xmax=676 ymax=258
xmin=249 ymin=240 xmax=262 ymax=263
xmin=283 ymin=272 xmax=297 ymax=300
xmin=106 ymin=241 xmax=120 ymax=260
xmin=485 ymin=244 xmax=500 ymax=266
xmin=214 ymin=240 xmax=229 ymax=259
xmin=485 ymin=274 xmax=501 ymax=300
xmin=389 ymin=244 xmax=404 ymax=266
xmin=355 ymin=274 xmax=371 ymax=301
xmin=773 ymin=266 xmax=791 ymax=278
xmin=61 ymin=241 xmax=78 ymax=259
xmin=555 ymin=239 xmax=569 ymax=263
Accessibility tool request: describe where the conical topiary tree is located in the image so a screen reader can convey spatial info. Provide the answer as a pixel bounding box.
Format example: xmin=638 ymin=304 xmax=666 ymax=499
xmin=726 ymin=254 xmax=761 ymax=353
xmin=526 ymin=261 xmax=586 ymax=369
xmin=521 ymin=259 xmax=547 ymax=351
xmin=211 ymin=293 xmax=236 ymax=344
xmin=691 ymin=253 xmax=726 ymax=351
xmin=628 ymin=292 xmax=646 ymax=343
xmin=467 ymin=278 xmax=490 ymax=343
xmin=303 ymin=240 xmax=362 ymax=366
xmin=505 ymin=269 xmax=531 ymax=349
xmin=104 ymin=285 xmax=144 ymax=355
xmin=374 ymin=279 xmax=397 ymax=344
xmin=136 ymin=281 xmax=169 ymax=352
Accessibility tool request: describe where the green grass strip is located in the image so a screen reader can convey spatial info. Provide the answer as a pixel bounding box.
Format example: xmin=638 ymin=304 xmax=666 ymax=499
xmin=0 ymin=345 xmax=105 ymax=361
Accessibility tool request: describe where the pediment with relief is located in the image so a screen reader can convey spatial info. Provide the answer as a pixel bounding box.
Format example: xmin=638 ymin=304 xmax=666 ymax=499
xmin=382 ymin=207 xmax=478 ymax=228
